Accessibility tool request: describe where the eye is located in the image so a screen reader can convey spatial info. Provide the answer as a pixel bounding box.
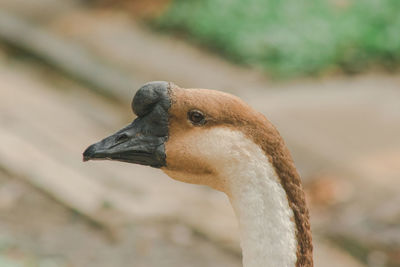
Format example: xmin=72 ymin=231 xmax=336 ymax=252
xmin=188 ymin=110 xmax=206 ymax=125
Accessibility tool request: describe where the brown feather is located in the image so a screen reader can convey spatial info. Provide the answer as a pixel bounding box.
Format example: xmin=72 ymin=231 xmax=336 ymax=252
xmin=164 ymin=83 xmax=313 ymax=266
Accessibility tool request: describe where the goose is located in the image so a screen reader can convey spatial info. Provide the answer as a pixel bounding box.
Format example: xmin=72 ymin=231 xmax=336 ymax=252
xmin=83 ymin=81 xmax=313 ymax=267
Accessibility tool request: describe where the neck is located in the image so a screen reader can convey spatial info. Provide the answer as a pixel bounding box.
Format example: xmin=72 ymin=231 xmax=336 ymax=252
xmin=167 ymin=127 xmax=312 ymax=266
xmin=227 ymin=155 xmax=297 ymax=267
xmin=217 ymin=150 xmax=296 ymax=267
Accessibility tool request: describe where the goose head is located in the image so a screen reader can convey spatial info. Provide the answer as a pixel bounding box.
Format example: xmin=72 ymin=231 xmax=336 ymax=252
xmin=83 ymin=81 xmax=313 ymax=267
xmin=83 ymin=81 xmax=268 ymax=193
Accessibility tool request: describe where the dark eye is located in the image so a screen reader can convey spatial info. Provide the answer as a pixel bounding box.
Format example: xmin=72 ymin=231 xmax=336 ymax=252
xmin=188 ymin=110 xmax=206 ymax=125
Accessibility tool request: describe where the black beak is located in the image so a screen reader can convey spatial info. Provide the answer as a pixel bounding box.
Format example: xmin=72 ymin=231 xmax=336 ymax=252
xmin=83 ymin=81 xmax=171 ymax=168
xmin=83 ymin=119 xmax=167 ymax=167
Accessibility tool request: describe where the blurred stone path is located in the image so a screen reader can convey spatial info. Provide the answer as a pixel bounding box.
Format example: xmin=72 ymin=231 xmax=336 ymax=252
xmin=1 ymin=0 xmax=399 ymax=266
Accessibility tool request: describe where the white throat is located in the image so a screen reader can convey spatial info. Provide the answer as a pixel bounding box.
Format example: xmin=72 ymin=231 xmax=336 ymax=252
xmin=228 ymin=157 xmax=297 ymax=267
xmin=196 ymin=128 xmax=297 ymax=267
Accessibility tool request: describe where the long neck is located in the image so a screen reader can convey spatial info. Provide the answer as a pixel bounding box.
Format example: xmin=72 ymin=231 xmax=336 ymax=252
xmin=226 ymin=147 xmax=298 ymax=267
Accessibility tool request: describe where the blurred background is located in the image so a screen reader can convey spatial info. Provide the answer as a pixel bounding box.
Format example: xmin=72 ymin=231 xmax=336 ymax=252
xmin=0 ymin=0 xmax=399 ymax=266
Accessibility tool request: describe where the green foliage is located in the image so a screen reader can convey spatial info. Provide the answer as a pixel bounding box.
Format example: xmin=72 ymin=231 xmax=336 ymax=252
xmin=155 ymin=0 xmax=400 ymax=77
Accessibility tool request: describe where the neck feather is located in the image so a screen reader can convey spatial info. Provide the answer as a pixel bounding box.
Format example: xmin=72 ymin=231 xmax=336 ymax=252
xmin=225 ymin=141 xmax=297 ymax=267
xmin=169 ymin=127 xmax=312 ymax=267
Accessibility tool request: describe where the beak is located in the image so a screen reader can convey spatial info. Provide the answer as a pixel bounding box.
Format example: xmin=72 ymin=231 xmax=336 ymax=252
xmin=83 ymin=81 xmax=171 ymax=168
xmin=83 ymin=117 xmax=167 ymax=168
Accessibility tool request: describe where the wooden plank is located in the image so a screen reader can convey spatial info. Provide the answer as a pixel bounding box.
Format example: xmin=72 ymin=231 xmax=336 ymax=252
xmin=0 ymin=129 xmax=105 ymax=216
xmin=0 ymin=10 xmax=139 ymax=101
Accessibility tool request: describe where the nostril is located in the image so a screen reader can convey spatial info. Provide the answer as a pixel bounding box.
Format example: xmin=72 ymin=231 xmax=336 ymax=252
xmin=116 ymin=133 xmax=129 ymax=143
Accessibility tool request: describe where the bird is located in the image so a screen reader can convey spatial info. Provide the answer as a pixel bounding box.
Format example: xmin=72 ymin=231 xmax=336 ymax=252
xmin=83 ymin=81 xmax=313 ymax=267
